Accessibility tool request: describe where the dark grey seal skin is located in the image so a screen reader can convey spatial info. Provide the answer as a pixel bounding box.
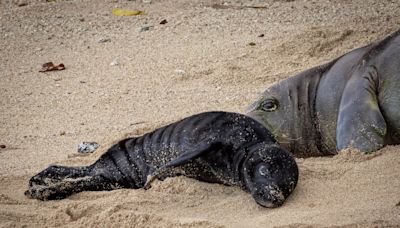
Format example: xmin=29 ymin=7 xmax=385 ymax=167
xmin=25 ymin=112 xmax=298 ymax=208
xmin=247 ymin=29 xmax=400 ymax=157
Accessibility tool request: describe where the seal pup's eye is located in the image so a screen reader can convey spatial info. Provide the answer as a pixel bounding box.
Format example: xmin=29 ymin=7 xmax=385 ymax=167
xmin=260 ymin=98 xmax=279 ymax=112
xmin=259 ymin=165 xmax=270 ymax=176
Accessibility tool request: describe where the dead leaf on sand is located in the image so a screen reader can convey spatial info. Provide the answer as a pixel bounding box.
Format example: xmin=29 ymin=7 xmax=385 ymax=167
xmin=39 ymin=62 xmax=65 ymax=72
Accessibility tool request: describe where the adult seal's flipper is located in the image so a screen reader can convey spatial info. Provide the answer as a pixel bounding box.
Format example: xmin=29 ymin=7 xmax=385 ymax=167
xmin=337 ymin=65 xmax=387 ymax=152
xmin=143 ymin=140 xmax=223 ymax=189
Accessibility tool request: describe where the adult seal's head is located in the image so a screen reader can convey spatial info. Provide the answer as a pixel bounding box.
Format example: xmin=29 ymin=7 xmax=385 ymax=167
xmin=247 ymin=82 xmax=290 ymax=143
xmin=241 ymin=142 xmax=298 ymax=207
xmin=247 ymin=29 xmax=400 ymax=156
xmin=246 ymin=70 xmax=324 ymax=157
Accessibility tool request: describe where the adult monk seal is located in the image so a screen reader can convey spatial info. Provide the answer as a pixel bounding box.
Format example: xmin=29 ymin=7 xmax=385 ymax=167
xmin=247 ymin=29 xmax=400 ymax=157
xmin=25 ymin=112 xmax=298 ymax=208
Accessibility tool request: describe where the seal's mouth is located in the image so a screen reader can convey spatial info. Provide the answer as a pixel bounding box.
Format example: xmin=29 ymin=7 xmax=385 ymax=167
xmin=252 ymin=185 xmax=285 ymax=208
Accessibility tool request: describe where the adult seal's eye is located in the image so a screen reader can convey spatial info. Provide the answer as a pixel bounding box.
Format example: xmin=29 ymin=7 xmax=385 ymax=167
xmin=260 ymin=98 xmax=279 ymax=112
xmin=259 ymin=165 xmax=270 ymax=176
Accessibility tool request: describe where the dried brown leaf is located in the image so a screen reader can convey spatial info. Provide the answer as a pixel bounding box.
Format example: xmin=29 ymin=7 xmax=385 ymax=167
xmin=39 ymin=62 xmax=65 ymax=72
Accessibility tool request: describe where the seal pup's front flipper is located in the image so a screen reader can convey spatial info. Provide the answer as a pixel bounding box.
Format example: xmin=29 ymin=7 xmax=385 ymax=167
xmin=143 ymin=140 xmax=223 ymax=189
xmin=337 ymin=65 xmax=387 ymax=153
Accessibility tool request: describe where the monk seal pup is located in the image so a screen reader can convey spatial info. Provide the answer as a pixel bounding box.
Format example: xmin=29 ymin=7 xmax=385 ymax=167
xmin=25 ymin=111 xmax=298 ymax=208
xmin=247 ymin=29 xmax=400 ymax=156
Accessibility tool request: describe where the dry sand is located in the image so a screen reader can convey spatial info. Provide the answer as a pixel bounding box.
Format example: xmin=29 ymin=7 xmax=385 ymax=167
xmin=1 ymin=0 xmax=400 ymax=227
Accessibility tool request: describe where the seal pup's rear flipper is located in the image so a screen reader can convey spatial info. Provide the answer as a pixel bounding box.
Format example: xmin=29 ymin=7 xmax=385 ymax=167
xmin=337 ymin=65 xmax=387 ymax=153
xmin=25 ymin=165 xmax=97 ymax=200
xmin=144 ymin=140 xmax=223 ymax=189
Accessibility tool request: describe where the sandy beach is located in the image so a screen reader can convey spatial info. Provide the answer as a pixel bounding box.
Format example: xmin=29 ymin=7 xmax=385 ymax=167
xmin=0 ymin=0 xmax=399 ymax=227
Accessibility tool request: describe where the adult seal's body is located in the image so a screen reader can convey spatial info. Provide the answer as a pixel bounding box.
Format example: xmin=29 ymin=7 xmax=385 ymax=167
xmin=25 ymin=112 xmax=298 ymax=208
xmin=247 ymin=29 xmax=400 ymax=157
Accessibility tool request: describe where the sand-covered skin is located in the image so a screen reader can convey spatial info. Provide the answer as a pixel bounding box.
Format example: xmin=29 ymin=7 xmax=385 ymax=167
xmin=1 ymin=0 xmax=400 ymax=227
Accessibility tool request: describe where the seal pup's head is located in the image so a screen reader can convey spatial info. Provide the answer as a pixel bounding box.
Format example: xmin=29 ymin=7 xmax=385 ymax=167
xmin=242 ymin=143 xmax=298 ymax=208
